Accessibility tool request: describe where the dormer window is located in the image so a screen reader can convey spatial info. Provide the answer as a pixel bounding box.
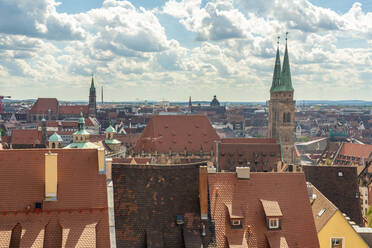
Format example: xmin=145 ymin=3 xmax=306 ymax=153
xmin=260 ymin=199 xmax=283 ymax=231
xmin=225 ymin=203 xmax=243 ymax=229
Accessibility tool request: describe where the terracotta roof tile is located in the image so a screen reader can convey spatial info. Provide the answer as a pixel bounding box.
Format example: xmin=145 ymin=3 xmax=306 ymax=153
xmin=339 ymin=143 xmax=372 ymax=159
xmin=134 ymin=115 xmax=219 ymax=153
xmin=59 ymin=105 xmax=88 ymax=115
xmin=260 ymin=199 xmax=283 ymax=217
xmin=309 ymin=185 xmax=338 ymax=232
xmin=208 ymin=172 xmax=319 ymax=248
xmin=0 ymin=149 xmax=110 ymax=247
xmin=221 ymin=138 xmax=276 ymax=144
xmin=265 ymin=232 xmax=289 ymax=248
xmin=218 ymin=143 xmax=281 ymax=172
xmin=11 ymin=129 xmax=42 ymax=145
xmin=29 ymin=98 xmax=58 ymax=115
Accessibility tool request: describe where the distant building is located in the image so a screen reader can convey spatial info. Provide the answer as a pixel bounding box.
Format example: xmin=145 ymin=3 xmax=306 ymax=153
xmin=88 ymin=76 xmax=97 ymax=118
xmin=216 ymin=138 xmax=281 ymax=172
xmin=268 ymin=39 xmax=296 ymax=164
xmin=210 ymin=95 xmax=220 ymax=107
xmin=133 ymin=115 xmax=220 ymax=163
xmin=27 ymin=77 xmax=96 ymax=122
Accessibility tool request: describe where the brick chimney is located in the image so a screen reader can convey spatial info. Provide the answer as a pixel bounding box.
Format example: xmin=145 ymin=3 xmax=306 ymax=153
xmin=199 ymin=166 xmax=208 ymax=220
xmin=45 ymin=152 xmax=58 ymax=201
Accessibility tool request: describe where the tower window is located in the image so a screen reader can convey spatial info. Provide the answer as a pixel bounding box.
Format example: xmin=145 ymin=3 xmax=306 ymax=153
xmin=283 ymin=113 xmax=291 ymax=123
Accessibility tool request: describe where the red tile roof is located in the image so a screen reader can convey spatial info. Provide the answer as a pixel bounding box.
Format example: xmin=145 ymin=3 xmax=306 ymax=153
xmin=339 ymin=143 xmax=372 ymax=159
xmin=0 ymin=149 xmax=109 ymax=247
xmin=208 ymin=172 xmax=319 ymax=248
xmin=221 ymin=138 xmax=276 ymax=144
xmin=11 ymin=129 xmax=42 ymax=145
xmin=59 ymin=105 xmax=88 ymax=115
xmin=29 ymin=98 xmax=58 ymax=115
xmin=217 ymin=143 xmax=281 ymax=172
xmin=134 ymin=115 xmax=219 ymax=153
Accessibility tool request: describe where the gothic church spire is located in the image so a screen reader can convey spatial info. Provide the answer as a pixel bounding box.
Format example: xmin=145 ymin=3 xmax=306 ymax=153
xmin=279 ymin=33 xmax=294 ymax=92
xmin=270 ymin=36 xmax=281 ymax=92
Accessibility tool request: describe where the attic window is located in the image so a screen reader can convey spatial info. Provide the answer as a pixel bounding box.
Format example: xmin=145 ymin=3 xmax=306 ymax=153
xmin=232 ymin=220 xmax=241 ymax=226
xmin=268 ymin=218 xmax=279 ymax=229
xmin=338 ymin=171 xmax=343 ymax=177
xmin=317 ymin=208 xmax=326 ymax=218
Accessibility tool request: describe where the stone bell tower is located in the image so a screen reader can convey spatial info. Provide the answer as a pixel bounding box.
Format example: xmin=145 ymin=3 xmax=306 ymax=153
xmin=268 ymin=35 xmax=296 ymax=164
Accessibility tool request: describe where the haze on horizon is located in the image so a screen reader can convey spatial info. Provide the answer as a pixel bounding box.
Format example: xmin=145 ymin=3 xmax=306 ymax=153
xmin=0 ymin=0 xmax=371 ymax=102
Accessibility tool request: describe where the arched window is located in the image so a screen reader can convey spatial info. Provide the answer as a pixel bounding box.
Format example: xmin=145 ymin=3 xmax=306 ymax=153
xmin=52 ymin=143 xmax=56 ymax=148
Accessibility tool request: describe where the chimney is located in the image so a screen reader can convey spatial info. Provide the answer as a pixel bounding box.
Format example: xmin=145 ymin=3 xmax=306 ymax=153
xmin=45 ymin=152 xmax=58 ymax=201
xmin=236 ymin=167 xmax=250 ymax=179
xmin=98 ymin=148 xmax=105 ymax=174
xmin=199 ymin=166 xmax=208 ymax=220
xmin=105 ymin=158 xmax=112 ymax=180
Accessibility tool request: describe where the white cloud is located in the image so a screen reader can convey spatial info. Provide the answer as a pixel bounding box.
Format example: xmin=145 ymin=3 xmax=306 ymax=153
xmin=0 ymin=0 xmax=85 ymax=40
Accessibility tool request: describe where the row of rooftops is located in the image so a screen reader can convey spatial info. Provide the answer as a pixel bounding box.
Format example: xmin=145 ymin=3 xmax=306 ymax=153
xmin=0 ymin=145 xmax=369 ymax=247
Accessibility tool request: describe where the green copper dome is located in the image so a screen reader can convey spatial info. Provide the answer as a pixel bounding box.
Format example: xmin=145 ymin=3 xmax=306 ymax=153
xmin=105 ymin=125 xmax=116 ymax=133
xmin=49 ymin=132 xmax=63 ymax=142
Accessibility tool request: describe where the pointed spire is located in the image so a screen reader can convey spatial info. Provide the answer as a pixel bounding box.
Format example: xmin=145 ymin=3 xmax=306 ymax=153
xmin=90 ymin=74 xmax=95 ymax=90
xmin=270 ymin=36 xmax=281 ymax=92
xmin=279 ymin=32 xmax=294 ymax=92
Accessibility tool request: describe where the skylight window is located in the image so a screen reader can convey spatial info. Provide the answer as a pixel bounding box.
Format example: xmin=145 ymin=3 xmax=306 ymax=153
xmin=317 ymin=208 xmax=326 ymax=217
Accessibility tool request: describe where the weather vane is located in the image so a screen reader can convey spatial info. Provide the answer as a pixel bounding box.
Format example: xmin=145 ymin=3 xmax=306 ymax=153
xmin=277 ymin=36 xmax=280 ymax=46
xmin=285 ymin=32 xmax=289 ymax=41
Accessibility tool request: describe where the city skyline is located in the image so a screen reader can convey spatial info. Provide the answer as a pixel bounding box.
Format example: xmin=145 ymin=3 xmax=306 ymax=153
xmin=0 ymin=0 xmax=371 ymax=102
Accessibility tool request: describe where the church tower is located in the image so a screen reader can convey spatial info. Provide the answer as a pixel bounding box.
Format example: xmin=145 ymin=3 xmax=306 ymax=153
xmin=268 ymin=35 xmax=296 ymax=164
xmin=88 ymin=75 xmax=97 ymax=117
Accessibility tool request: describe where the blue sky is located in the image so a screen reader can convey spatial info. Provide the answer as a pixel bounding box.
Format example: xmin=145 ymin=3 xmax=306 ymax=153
xmin=0 ymin=0 xmax=371 ymax=102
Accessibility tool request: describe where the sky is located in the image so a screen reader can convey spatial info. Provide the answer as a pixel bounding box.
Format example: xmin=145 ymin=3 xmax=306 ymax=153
xmin=0 ymin=0 xmax=371 ymax=102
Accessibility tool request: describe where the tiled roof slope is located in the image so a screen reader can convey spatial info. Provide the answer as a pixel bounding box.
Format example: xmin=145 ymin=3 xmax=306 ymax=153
xmin=11 ymin=129 xmax=42 ymax=145
xmin=0 ymin=149 xmax=109 ymax=247
xmin=59 ymin=105 xmax=88 ymax=115
xmin=208 ymin=172 xmax=319 ymax=248
xmin=303 ymin=165 xmax=362 ymax=226
xmin=310 ymin=185 xmax=338 ymax=232
xmin=217 ymin=143 xmax=281 ymax=172
xmin=112 ymin=163 xmax=215 ymax=248
xmin=29 ymin=98 xmax=59 ymax=115
xmin=221 ymin=138 xmax=276 ymax=144
xmin=339 ymin=143 xmax=372 ymax=159
xmin=133 ymin=115 xmax=219 ymax=153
